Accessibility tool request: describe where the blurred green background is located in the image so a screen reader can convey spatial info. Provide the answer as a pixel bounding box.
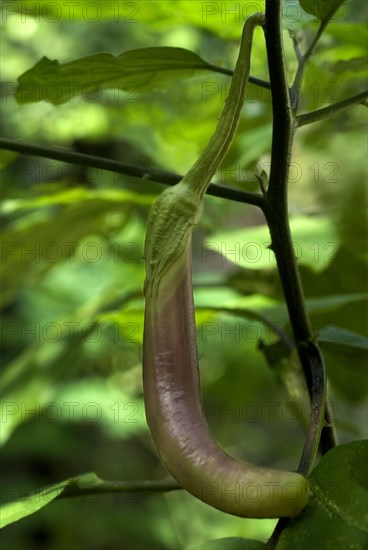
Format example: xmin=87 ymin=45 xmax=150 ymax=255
xmin=1 ymin=1 xmax=367 ymax=548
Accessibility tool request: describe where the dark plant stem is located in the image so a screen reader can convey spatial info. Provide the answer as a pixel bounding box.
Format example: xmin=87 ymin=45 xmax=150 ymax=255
xmin=263 ymin=1 xmax=339 ymax=543
xmin=265 ymin=0 xmax=338 ymax=454
xmin=264 ymin=0 xmax=340 ymax=543
xmin=263 ymin=3 xmax=308 ymax=344
xmin=264 ymin=0 xmax=325 ymax=470
xmin=56 ymin=478 xmax=181 ymax=500
xmin=0 ymin=137 xmax=264 ymax=208
xmin=208 ymin=63 xmax=270 ymax=90
xmin=266 ymin=517 xmax=289 ymax=550
xmin=297 ymin=90 xmax=368 ymax=127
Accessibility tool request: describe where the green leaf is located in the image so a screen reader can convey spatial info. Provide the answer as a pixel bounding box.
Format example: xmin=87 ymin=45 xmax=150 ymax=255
xmin=331 ymin=57 xmax=368 ymax=75
xmin=277 ymin=441 xmax=368 ymax=550
xmin=0 ymin=472 xmax=98 ymax=529
xmin=193 ymin=538 xmax=266 ymax=550
xmin=319 ymin=326 xmax=368 ymax=351
xmin=323 ymin=346 xmax=368 ymax=402
xmin=306 ymin=293 xmax=368 ymax=314
xmin=205 ymin=216 xmax=339 ymax=271
xmin=319 ymin=326 xmax=368 ymax=401
xmin=16 ymin=48 xmax=220 ymax=105
xmin=300 ymin=0 xmax=346 ymax=22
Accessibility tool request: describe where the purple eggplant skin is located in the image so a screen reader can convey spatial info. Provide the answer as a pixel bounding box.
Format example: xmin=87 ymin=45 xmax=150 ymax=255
xmin=142 ymin=11 xmax=309 ymax=519
xmin=143 ymin=236 xmax=309 ymax=519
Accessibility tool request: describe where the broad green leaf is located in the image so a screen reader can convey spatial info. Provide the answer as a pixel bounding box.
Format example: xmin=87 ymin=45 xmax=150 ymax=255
xmin=331 ymin=57 xmax=368 ymax=75
xmin=319 ymin=326 xmax=368 ymax=401
xmin=16 ymin=48 xmax=222 ymax=105
xmin=306 ymin=293 xmax=368 ymax=314
xmin=205 ymin=216 xmax=339 ymax=271
xmin=193 ymin=538 xmax=266 ymax=550
xmin=319 ymin=326 xmax=368 ymax=351
xmin=300 ymin=0 xmax=346 ymax=21
xmin=1 ymin=472 xmax=176 ymax=529
xmin=277 ymin=440 xmax=368 ymax=550
xmin=0 ymin=472 xmax=98 ymax=529
xmin=323 ymin=346 xmax=368 ymax=402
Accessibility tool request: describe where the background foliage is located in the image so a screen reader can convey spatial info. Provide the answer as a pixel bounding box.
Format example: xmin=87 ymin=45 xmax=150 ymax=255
xmin=1 ymin=1 xmax=367 ymax=548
